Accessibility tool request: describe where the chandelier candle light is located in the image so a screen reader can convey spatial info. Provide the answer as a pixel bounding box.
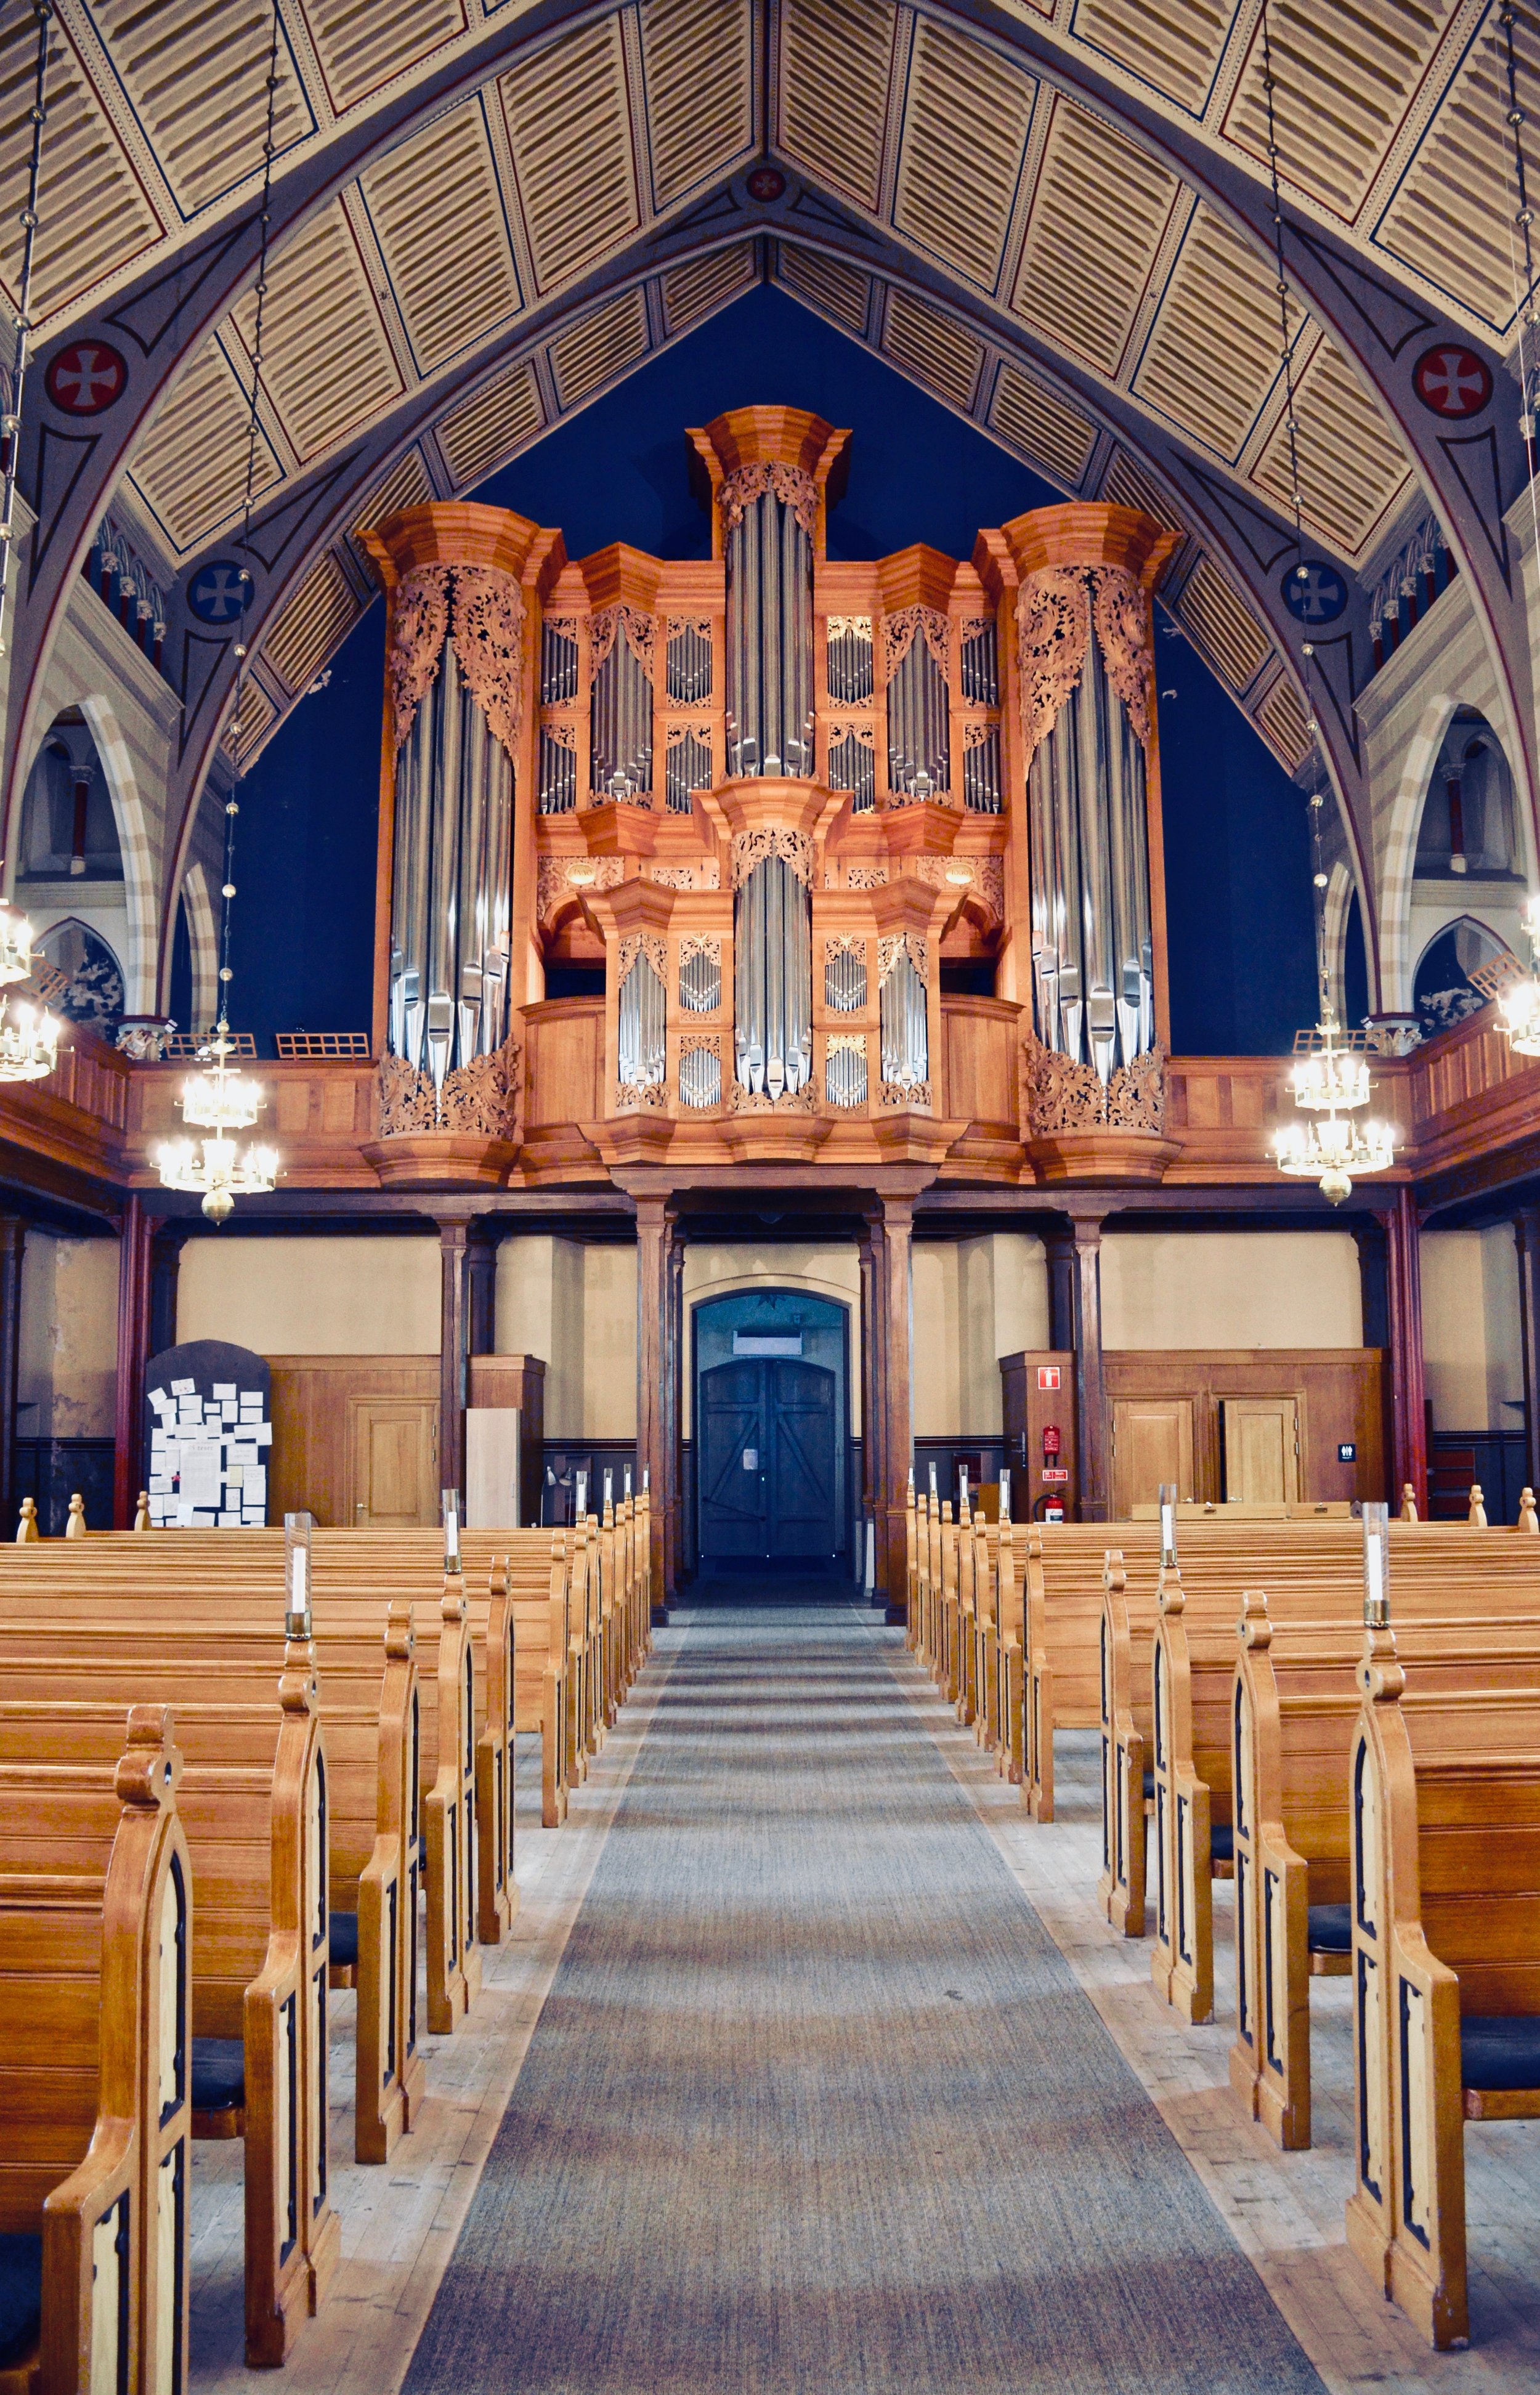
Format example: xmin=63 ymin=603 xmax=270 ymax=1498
xmin=152 ymin=0 xmax=283 ymax=1222
xmin=1495 ymin=894 xmax=1540 ymax=1052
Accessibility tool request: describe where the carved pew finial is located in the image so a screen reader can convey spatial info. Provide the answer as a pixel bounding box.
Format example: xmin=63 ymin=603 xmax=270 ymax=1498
xmin=1469 ymin=1483 xmax=1488 ymax=1528
xmin=134 ymin=1491 xmax=151 ymax=1531
xmin=1520 ymin=1489 xmax=1539 ymax=1534
xmin=15 ymin=1497 xmax=37 ymax=1542
xmin=64 ymin=1491 xmax=86 ymax=1538
xmin=1400 ymin=1483 xmax=1418 ymax=1522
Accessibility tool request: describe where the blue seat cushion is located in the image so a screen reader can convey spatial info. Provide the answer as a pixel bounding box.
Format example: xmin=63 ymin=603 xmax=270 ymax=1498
xmin=1461 ymin=2015 xmax=1540 ymax=2092
xmin=0 ymin=2234 xmax=41 ymax=2367
xmin=329 ymin=1911 xmax=359 ymax=1971
xmin=1141 ymin=1769 xmax=1154 ymax=1801
xmin=1210 ymin=1823 xmax=1234 ymax=1865
xmin=192 ymin=2037 xmax=246 ymax=2113
xmin=1308 ymin=1903 xmax=1352 ymax=1955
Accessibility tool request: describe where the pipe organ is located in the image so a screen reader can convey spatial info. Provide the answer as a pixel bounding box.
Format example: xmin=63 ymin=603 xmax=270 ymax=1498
xmin=362 ymin=412 xmax=1177 ymax=1183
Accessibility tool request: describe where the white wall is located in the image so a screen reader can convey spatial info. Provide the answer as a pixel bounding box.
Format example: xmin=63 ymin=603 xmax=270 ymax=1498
xmin=495 ymin=1234 xmax=634 ymax=1438
xmin=1101 ymin=1231 xmax=1363 ymax=1351
xmin=17 ymin=1234 xmax=119 ymax=1437
xmin=178 ymin=1236 xmax=440 ymax=1354
xmin=1421 ymin=1226 xmax=1525 ymax=1432
xmin=912 ymin=1233 xmax=1049 ymax=1434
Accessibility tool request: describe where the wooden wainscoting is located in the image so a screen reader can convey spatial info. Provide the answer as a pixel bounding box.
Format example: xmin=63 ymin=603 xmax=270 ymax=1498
xmin=267 ymin=1356 xmax=440 ymax=1526
xmin=1103 ymin=1349 xmax=1384 ymax=1514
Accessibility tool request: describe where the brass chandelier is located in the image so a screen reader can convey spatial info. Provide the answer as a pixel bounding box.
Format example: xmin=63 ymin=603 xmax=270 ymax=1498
xmin=1258 ymin=4 xmax=1393 ymax=1206
xmin=152 ymin=1 xmax=282 ymax=1222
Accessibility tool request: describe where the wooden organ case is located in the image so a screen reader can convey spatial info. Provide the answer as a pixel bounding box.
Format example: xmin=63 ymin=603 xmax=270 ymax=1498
xmin=360 ymin=408 xmax=1178 ymax=1189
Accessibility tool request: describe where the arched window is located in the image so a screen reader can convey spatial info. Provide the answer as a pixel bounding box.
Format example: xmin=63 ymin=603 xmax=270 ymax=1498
xmin=1412 ymin=915 xmax=1512 ymax=1039
xmin=1414 ymin=708 xmax=1520 ymax=881
xmin=17 ymin=710 xmax=124 ymax=882
xmin=34 ymin=918 xmax=125 ymax=1032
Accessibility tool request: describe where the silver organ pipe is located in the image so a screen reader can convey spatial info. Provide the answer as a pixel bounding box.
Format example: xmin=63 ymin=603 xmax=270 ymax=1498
xmin=734 ymin=853 xmax=811 ymax=1096
xmin=617 ymin=953 xmax=667 ymax=1088
xmin=1027 ymin=621 xmax=1153 ymax=1082
xmin=726 ymin=490 xmax=813 ymax=780
xmin=886 ymin=624 xmax=949 ymax=800
xmin=390 ymin=633 xmax=514 ymax=1076
xmin=590 ymin=621 xmax=652 ymax=798
xmin=880 ymin=947 xmax=928 ymax=1091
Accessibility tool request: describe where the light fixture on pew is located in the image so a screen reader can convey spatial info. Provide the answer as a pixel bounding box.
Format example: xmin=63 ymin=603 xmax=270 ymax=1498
xmin=1362 ymin=1501 xmax=1389 ymax=1629
xmin=284 ymin=1511 xmax=314 ymax=1639
xmin=150 ymin=46 xmax=283 ymax=1222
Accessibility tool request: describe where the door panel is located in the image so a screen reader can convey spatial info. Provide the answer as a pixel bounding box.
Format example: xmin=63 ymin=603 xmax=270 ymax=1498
xmin=349 ymin=1398 xmax=438 ymax=1526
xmin=768 ymin=1361 xmax=836 ymax=1560
xmin=1222 ymin=1397 xmax=1300 ymax=1505
xmin=699 ymin=1361 xmax=768 ymax=1559
xmin=699 ymin=1357 xmax=838 ymax=1563
xmin=1112 ymin=1399 xmax=1194 ymax=1519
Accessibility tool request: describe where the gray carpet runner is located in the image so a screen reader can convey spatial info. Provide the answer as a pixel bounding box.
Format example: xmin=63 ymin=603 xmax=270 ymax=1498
xmin=403 ymin=1603 xmax=1324 ymax=2393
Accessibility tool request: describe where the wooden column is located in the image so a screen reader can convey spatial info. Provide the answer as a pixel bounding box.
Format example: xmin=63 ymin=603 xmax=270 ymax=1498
xmin=113 ymin=1196 xmax=156 ymax=1528
xmin=857 ymin=1222 xmax=885 ymax=1566
xmin=148 ymin=1226 xmax=185 ymax=1363
xmin=0 ymin=1217 xmax=25 ymax=1534
xmin=1516 ymin=1209 xmax=1540 ymax=1499
xmin=1385 ymin=1185 xmax=1427 ymax=1515
xmin=634 ymin=1196 xmax=677 ymax=1610
xmin=467 ymin=1227 xmax=498 ymax=1360
xmin=665 ymin=1221 xmax=684 ymax=1599
xmin=875 ymin=1195 xmax=915 ymax=1618
xmin=437 ymin=1217 xmax=473 ymax=1502
xmin=1050 ymin=1212 xmax=1107 ymax=1522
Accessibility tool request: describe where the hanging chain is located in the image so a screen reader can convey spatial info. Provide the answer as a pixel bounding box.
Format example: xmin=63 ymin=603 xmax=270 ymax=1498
xmin=1259 ymin=0 xmax=1333 ymax=1023
xmin=0 ymin=4 xmax=52 ymax=676
xmin=216 ymin=0 xmax=283 ymax=1042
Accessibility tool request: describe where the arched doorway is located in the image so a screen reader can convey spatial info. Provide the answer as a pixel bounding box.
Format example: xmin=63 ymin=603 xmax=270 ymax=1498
xmin=693 ymin=1289 xmax=848 ymax=1573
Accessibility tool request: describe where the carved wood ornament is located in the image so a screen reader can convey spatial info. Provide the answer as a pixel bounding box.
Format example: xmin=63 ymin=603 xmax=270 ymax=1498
xmin=718 ymin=463 xmax=818 ymax=538
xmin=1018 ymin=564 xmax=1153 ymax=768
xmin=387 ymin=564 xmax=525 ymax=760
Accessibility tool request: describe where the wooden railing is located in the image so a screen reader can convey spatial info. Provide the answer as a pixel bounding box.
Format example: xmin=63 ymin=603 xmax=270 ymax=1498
xmin=0 ymin=996 xmax=1534 ymax=1203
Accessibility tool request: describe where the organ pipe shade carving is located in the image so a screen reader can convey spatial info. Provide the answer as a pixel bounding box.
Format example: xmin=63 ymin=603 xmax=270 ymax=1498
xmin=678 ymin=1038 xmax=721 ymax=1108
xmin=962 ymin=723 xmax=1002 ymax=815
xmin=827 ymin=727 xmax=876 ymax=811
xmin=590 ymin=612 xmax=653 ymax=798
xmin=825 ymin=1033 xmax=867 ymax=1108
xmin=958 ymin=618 xmax=999 ymax=708
xmin=665 ymin=727 xmax=712 ymax=813
xmin=826 ymin=617 xmax=874 ymax=705
xmin=679 ymin=941 xmax=721 ymax=1014
xmin=724 ymin=485 xmax=814 ymax=777
xmin=885 ymin=613 xmax=950 ymax=799
xmin=538 ymin=725 xmax=577 ymax=814
xmin=734 ymin=853 xmax=811 ymax=1096
xmin=824 ymin=941 xmax=868 ymax=1013
xmin=880 ymin=941 xmax=928 ymax=1090
xmin=389 ymin=632 xmax=513 ymax=1082
xmin=617 ymin=949 xmax=666 ymax=1088
xmin=1023 ymin=566 xmax=1154 ymax=1082
xmin=665 ymin=622 xmax=712 ymax=704
xmin=540 ymin=618 xmax=580 ymax=706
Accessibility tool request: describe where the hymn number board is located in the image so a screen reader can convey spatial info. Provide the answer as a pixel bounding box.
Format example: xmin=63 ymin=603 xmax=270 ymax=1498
xmin=140 ymin=1338 xmax=274 ymax=1530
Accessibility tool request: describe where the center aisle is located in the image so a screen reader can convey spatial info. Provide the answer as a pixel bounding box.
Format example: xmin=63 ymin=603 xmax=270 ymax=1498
xmin=403 ymin=1602 xmax=1325 ymax=2394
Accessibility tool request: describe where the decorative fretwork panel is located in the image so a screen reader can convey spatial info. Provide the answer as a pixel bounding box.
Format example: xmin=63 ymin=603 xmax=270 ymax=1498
xmin=826 ymin=617 xmax=874 ymax=705
xmin=825 ymin=1032 xmax=867 ymax=1109
xmin=665 ymin=726 xmax=713 ymax=813
xmin=827 ymin=723 xmax=876 ymax=812
xmin=538 ymin=722 xmax=578 ymax=814
xmin=678 ymin=1035 xmax=723 ymax=1109
xmin=665 ymin=620 xmax=713 ymax=704
xmin=824 ymin=938 xmax=869 ymax=1013
xmin=962 ymin=722 xmax=1002 ymax=814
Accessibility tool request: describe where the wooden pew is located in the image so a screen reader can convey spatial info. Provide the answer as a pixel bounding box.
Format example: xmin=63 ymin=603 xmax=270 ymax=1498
xmin=0 ymin=1557 xmax=423 ymax=2162
xmin=1347 ymin=1637 xmax=1540 ymax=2349
xmin=1031 ymin=1522 xmax=1159 ymax=1822
xmin=0 ymin=1705 xmax=190 ymax=2395
xmin=1231 ymin=1591 xmax=1540 ymax=2154
xmin=0 ymin=1631 xmax=336 ymax=2367
xmin=1097 ymin=1549 xmax=1159 ymax=1937
xmin=1150 ymin=1523 xmax=1540 ymax=2027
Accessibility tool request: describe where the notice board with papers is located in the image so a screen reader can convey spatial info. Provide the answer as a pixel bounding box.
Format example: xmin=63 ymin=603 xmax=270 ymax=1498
xmin=140 ymin=1339 xmax=274 ymax=1528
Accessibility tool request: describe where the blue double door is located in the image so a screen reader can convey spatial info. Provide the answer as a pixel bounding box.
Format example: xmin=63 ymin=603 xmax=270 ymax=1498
xmin=699 ymin=1357 xmax=837 ymax=1566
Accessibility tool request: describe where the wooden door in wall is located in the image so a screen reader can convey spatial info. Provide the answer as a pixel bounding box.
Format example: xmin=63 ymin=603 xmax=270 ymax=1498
xmin=699 ymin=1358 xmax=837 ymax=1566
xmin=1221 ymin=1397 xmax=1300 ymax=1505
xmin=348 ymin=1398 xmax=439 ymax=1527
xmin=1111 ymin=1399 xmax=1194 ymax=1518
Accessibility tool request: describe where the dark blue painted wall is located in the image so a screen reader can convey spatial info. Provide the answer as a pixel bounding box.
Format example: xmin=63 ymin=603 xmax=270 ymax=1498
xmin=230 ymin=283 xmax=1315 ymax=1056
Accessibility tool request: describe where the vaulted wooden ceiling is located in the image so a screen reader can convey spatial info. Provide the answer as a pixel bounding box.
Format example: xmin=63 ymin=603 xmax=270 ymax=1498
xmin=2 ymin=0 xmax=1527 ymax=779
